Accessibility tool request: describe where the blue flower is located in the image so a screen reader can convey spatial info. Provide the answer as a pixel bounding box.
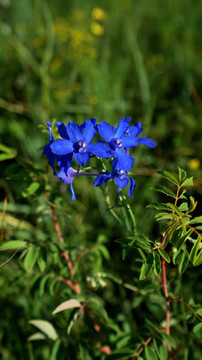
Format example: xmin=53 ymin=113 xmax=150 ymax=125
xmin=50 ymin=119 xmax=112 ymax=166
xmin=57 ymin=166 xmax=77 ymax=200
xmin=43 ymin=122 xmax=58 ymax=175
xmin=97 ymin=117 xmax=135 ymax=171
xmin=126 ymin=121 xmax=157 ymax=148
xmin=93 ymin=159 xmax=136 ymax=198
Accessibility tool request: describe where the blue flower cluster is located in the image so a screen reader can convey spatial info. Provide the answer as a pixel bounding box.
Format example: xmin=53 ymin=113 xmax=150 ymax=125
xmin=43 ymin=117 xmax=156 ymax=200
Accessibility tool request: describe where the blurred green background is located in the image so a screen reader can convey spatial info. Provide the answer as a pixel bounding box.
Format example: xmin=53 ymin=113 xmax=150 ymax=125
xmin=0 ymin=0 xmax=202 ymax=359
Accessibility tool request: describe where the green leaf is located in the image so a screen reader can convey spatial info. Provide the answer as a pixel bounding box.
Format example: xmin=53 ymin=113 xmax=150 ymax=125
xmin=24 ymin=246 xmax=38 ymax=271
xmin=37 ymin=248 xmax=46 ymax=272
xmin=22 ymin=182 xmax=40 ymax=197
xmin=50 ymin=339 xmax=61 ymax=360
xmin=145 ymin=345 xmax=158 ymax=360
xmin=147 ymin=203 xmax=174 ymax=211
xmin=39 ymin=274 xmax=51 ymax=297
xmin=29 ymin=320 xmax=58 ymax=340
xmin=153 ymin=251 xmax=161 ymax=276
xmin=139 ymin=253 xmax=153 ymax=280
xmin=0 ymin=143 xmax=17 ymax=161
xmin=0 ymin=240 xmax=27 ymax=250
xmin=178 ymin=202 xmax=188 ymax=211
xmin=160 ymin=333 xmax=176 ymax=348
xmin=172 ymin=249 xmax=183 ymax=265
xmin=176 ymin=229 xmax=193 ymax=250
xmin=190 ymin=236 xmax=201 ymax=264
xmin=178 ymin=168 xmax=187 ymax=184
xmin=153 ymin=338 xmax=168 ymax=360
xmin=154 ymin=185 xmax=176 ymax=199
xmin=157 ymin=171 xmax=179 ymax=186
xmin=53 ymin=299 xmax=81 ymax=315
xmin=27 ymin=332 xmax=47 ymax=341
xmin=188 ymin=216 xmax=202 ymax=225
xmin=106 ymin=348 xmax=134 ymax=359
xmin=193 ymin=323 xmax=202 ymax=340
xmin=181 ymin=177 xmax=193 ymax=187
xmin=179 ymin=249 xmax=189 ymax=274
xmin=194 ymin=250 xmax=202 ymax=266
xmin=179 ymin=189 xmax=187 ymax=199
xmin=158 ymin=249 xmax=170 ymax=263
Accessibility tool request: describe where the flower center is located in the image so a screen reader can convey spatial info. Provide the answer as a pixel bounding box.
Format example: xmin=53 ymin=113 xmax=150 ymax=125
xmin=77 ymin=140 xmax=87 ymax=153
xmin=116 ymin=169 xmax=126 ymax=179
xmin=110 ymin=138 xmax=122 ymax=149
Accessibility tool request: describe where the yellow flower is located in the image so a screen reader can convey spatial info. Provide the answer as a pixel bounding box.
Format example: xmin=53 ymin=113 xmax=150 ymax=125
xmin=91 ymin=7 xmax=106 ymax=21
xmin=49 ymin=58 xmax=62 ymax=73
xmin=188 ymin=158 xmax=200 ymax=170
xmin=90 ymin=22 xmax=104 ymax=36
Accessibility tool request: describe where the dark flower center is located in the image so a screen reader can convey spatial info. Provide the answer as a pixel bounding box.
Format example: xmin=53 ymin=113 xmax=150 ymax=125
xmin=110 ymin=138 xmax=122 ymax=150
xmin=75 ymin=140 xmax=87 ymax=153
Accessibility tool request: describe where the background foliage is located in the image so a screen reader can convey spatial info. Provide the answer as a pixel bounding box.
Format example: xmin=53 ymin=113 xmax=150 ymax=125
xmin=0 ymin=0 xmax=202 ymax=359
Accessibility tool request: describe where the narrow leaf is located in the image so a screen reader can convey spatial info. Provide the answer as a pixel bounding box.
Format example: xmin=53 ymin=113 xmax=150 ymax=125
xmin=154 ymin=185 xmax=176 ymax=199
xmin=153 ymin=338 xmax=168 ymax=360
xmin=29 ymin=320 xmax=58 ymax=340
xmin=176 ymin=229 xmax=193 ymax=250
xmin=172 ymin=249 xmax=183 ymax=265
xmin=24 ymin=246 xmax=38 ymax=271
xmin=158 ymin=248 xmax=170 ymax=263
xmin=193 ymin=323 xmax=202 ymax=340
xmin=178 ymin=167 xmax=187 ymax=184
xmin=194 ymin=250 xmax=202 ymax=266
xmin=27 ymin=332 xmax=46 ymax=341
xmin=0 ymin=240 xmax=27 ymax=250
xmin=145 ymin=345 xmax=158 ymax=360
xmin=106 ymin=348 xmax=134 ymax=359
xmin=53 ymin=299 xmax=81 ymax=315
xmin=139 ymin=253 xmax=153 ymax=280
xmin=153 ymin=251 xmax=161 ymax=276
xmin=157 ymin=171 xmax=179 ymax=185
xmin=181 ymin=177 xmax=193 ymax=187
xmin=188 ymin=216 xmax=202 ymax=225
xmin=179 ymin=249 xmax=189 ymax=274
xmin=50 ymin=339 xmax=61 ymax=360
xmin=190 ymin=236 xmax=201 ymax=264
xmin=160 ymin=333 xmax=176 ymax=348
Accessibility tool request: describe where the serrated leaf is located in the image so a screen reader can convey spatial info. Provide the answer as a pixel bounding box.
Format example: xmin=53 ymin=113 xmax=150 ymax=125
xmin=193 ymin=323 xmax=202 ymax=340
xmin=24 ymin=246 xmax=38 ymax=271
xmin=53 ymin=299 xmax=81 ymax=315
xmin=153 ymin=251 xmax=161 ymax=276
xmin=160 ymin=333 xmax=176 ymax=348
xmin=27 ymin=332 xmax=47 ymax=341
xmin=0 ymin=240 xmax=27 ymax=250
xmin=145 ymin=345 xmax=158 ymax=360
xmin=153 ymin=338 xmax=168 ymax=360
xmin=29 ymin=320 xmax=58 ymax=340
xmin=194 ymin=250 xmax=202 ymax=266
xmin=154 ymin=185 xmax=176 ymax=199
xmin=158 ymin=248 xmax=170 ymax=263
xmin=181 ymin=177 xmax=193 ymax=187
xmin=176 ymin=229 xmax=193 ymax=250
xmin=179 ymin=249 xmax=189 ymax=274
xmin=157 ymin=171 xmax=179 ymax=186
xmin=190 ymin=236 xmax=201 ymax=264
xmin=50 ymin=339 xmax=61 ymax=360
xmin=178 ymin=168 xmax=187 ymax=184
xmin=139 ymin=253 xmax=153 ymax=280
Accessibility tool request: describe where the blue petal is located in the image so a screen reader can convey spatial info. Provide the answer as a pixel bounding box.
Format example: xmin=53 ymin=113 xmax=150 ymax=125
xmin=74 ymin=151 xmax=91 ymax=166
xmin=116 ymin=149 xmax=134 ymax=171
xmin=43 ymin=144 xmax=57 ymax=175
xmin=114 ymin=176 xmax=129 ymax=189
xmin=46 ymin=122 xmax=54 ymax=143
xmin=57 ymin=167 xmax=76 ymax=184
xmin=114 ymin=117 xmax=131 ymax=138
xmin=87 ymin=143 xmax=113 ymax=158
xmin=57 ymin=154 xmax=72 ymax=170
xmin=50 ymin=139 xmax=74 ymax=155
xmin=55 ymin=122 xmax=69 ymax=139
xmin=98 ymin=121 xmax=113 ymax=142
xmin=70 ymin=182 xmax=76 ymax=200
xmin=121 ymin=136 xmax=139 ymax=149
xmin=83 ymin=119 xmax=97 ymax=144
xmin=128 ymin=178 xmax=136 ymax=197
xmin=93 ymin=173 xmax=112 ymax=186
xmin=66 ymin=121 xmax=83 ymax=142
xmin=137 ymin=137 xmax=157 ymax=148
xmin=128 ymin=122 xmax=143 ymax=137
